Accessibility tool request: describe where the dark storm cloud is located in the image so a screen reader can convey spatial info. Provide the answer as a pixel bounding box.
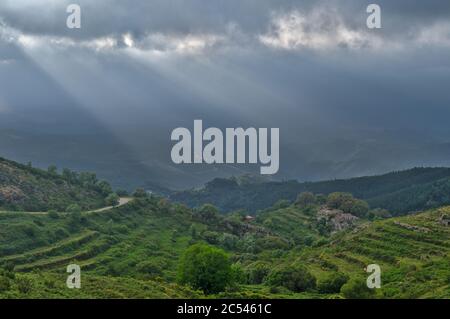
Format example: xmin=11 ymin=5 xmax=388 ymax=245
xmin=1 ymin=0 xmax=449 ymax=39
xmin=1 ymin=1 xmax=450 ymax=188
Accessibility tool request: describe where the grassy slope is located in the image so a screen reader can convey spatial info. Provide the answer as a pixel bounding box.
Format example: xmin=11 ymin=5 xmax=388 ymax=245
xmin=0 ymin=197 xmax=449 ymax=299
xmin=267 ymin=207 xmax=450 ymax=298
xmin=0 ymin=157 xmax=107 ymax=212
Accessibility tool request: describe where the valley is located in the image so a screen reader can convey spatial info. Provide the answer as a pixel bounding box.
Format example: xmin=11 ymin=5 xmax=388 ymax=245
xmin=0 ymin=157 xmax=449 ymax=299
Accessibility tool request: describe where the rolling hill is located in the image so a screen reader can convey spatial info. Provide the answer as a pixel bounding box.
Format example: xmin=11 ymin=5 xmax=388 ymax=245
xmin=0 ymin=192 xmax=448 ymax=299
xmin=171 ymin=168 xmax=450 ymax=215
xmin=0 ymin=157 xmax=113 ymax=212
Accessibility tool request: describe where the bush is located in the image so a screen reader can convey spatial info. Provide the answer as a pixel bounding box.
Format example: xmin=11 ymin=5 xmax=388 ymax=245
xmin=16 ymin=277 xmax=33 ymax=294
xmin=66 ymin=204 xmax=81 ymax=213
xmin=326 ymin=193 xmax=370 ymax=218
xmin=327 ymin=192 xmax=354 ymax=209
xmin=48 ymin=210 xmax=60 ymax=219
xmin=0 ymin=276 xmax=11 ymax=292
xmin=116 ymin=189 xmax=129 ymax=197
xmin=105 ymin=193 xmax=120 ymax=206
xmin=265 ymin=264 xmax=316 ymax=292
xmin=195 ymin=204 xmax=220 ymax=224
xmin=317 ymin=272 xmax=349 ymax=294
xmin=341 ymin=277 xmax=376 ymax=299
xmin=273 ymin=199 xmax=291 ymax=209
xmin=133 ymin=188 xmax=148 ymax=198
xmin=136 ymin=260 xmax=165 ymax=277
xmin=295 ymin=192 xmax=316 ymax=207
xmin=247 ymin=262 xmax=270 ymax=284
xmin=230 ymin=263 xmax=247 ymax=285
xmin=178 ymin=243 xmax=232 ymax=294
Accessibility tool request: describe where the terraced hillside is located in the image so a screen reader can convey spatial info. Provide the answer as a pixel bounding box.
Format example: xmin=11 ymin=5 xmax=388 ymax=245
xmin=0 ymin=193 xmax=449 ymax=299
xmin=294 ymin=207 xmax=450 ymax=298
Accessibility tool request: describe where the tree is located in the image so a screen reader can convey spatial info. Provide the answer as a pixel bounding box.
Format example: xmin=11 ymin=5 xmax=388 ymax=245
xmin=178 ymin=243 xmax=232 ymax=294
xmin=295 ymin=192 xmax=316 ymax=207
xmin=341 ymin=277 xmax=376 ymax=299
xmin=66 ymin=204 xmax=81 ymax=213
xmin=47 ymin=165 xmax=58 ymax=176
xmin=62 ymin=168 xmax=78 ymax=183
xmin=116 ymin=189 xmax=129 ymax=197
xmin=327 ymin=192 xmax=370 ymax=218
xmin=66 ymin=204 xmax=83 ymax=228
xmin=195 ymin=204 xmax=220 ymax=224
xmin=318 ymin=272 xmax=349 ymax=294
xmin=136 ymin=260 xmax=164 ymax=277
xmin=327 ymin=192 xmax=354 ymax=209
xmin=96 ymin=180 xmax=113 ymax=196
xmin=368 ymin=208 xmax=391 ymax=220
xmin=348 ymin=199 xmax=369 ymax=218
xmin=316 ymin=194 xmax=327 ymax=205
xmin=247 ymin=261 xmax=270 ymax=284
xmin=79 ymin=172 xmax=97 ymax=186
xmin=16 ymin=277 xmax=33 ymax=294
xmin=105 ymin=193 xmax=120 ymax=206
xmin=0 ymin=276 xmax=11 ymax=292
xmin=133 ymin=188 xmax=148 ymax=198
xmin=265 ymin=264 xmax=316 ymax=292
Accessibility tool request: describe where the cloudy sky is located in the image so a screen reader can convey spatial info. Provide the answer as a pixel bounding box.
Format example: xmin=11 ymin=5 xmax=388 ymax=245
xmin=1 ymin=0 xmax=450 ymax=189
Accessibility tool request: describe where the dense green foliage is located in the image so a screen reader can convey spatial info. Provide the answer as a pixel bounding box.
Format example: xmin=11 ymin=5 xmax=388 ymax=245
xmin=178 ymin=243 xmax=232 ymax=294
xmin=0 ymin=192 xmax=448 ymax=299
xmin=0 ymin=157 xmax=449 ymax=299
xmin=172 ymin=168 xmax=450 ymax=215
xmin=265 ymin=264 xmax=316 ymax=292
xmin=0 ymin=157 xmax=113 ymax=212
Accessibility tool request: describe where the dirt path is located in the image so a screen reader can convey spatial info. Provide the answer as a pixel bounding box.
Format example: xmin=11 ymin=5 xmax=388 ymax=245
xmin=87 ymin=197 xmax=133 ymax=213
xmin=0 ymin=197 xmax=133 ymax=216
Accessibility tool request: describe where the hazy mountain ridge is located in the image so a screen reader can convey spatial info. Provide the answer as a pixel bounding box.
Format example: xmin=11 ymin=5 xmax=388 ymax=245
xmin=171 ymin=167 xmax=450 ymax=215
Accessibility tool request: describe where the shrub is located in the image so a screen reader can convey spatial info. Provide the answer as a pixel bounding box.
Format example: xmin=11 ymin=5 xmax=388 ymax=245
xmin=16 ymin=277 xmax=33 ymax=294
xmin=317 ymin=272 xmax=349 ymax=294
xmin=133 ymin=188 xmax=148 ymax=198
xmin=48 ymin=210 xmax=60 ymax=219
xmin=136 ymin=260 xmax=165 ymax=277
xmin=273 ymin=199 xmax=291 ymax=209
xmin=195 ymin=204 xmax=220 ymax=224
xmin=247 ymin=262 xmax=270 ymax=284
xmin=341 ymin=277 xmax=376 ymax=299
xmin=230 ymin=263 xmax=247 ymax=285
xmin=178 ymin=243 xmax=232 ymax=294
xmin=326 ymin=192 xmax=370 ymax=217
xmin=66 ymin=204 xmax=81 ymax=213
xmin=327 ymin=192 xmax=354 ymax=209
xmin=295 ymin=192 xmax=316 ymax=207
xmin=105 ymin=193 xmax=120 ymax=206
xmin=0 ymin=276 xmax=11 ymax=292
xmin=265 ymin=264 xmax=316 ymax=292
xmin=116 ymin=189 xmax=129 ymax=197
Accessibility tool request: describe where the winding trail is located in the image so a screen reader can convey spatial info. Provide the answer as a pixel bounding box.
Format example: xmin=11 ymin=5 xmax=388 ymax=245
xmin=0 ymin=197 xmax=133 ymax=216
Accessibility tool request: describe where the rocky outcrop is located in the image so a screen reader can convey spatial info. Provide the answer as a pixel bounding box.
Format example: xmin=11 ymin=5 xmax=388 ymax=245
xmin=317 ymin=207 xmax=358 ymax=232
xmin=439 ymin=214 xmax=450 ymax=227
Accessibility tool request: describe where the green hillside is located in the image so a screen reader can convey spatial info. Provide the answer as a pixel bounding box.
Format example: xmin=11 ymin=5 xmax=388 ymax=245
xmin=0 ymin=157 xmax=113 ymax=212
xmin=0 ymin=192 xmax=448 ymax=299
xmin=171 ymin=168 xmax=450 ymax=215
